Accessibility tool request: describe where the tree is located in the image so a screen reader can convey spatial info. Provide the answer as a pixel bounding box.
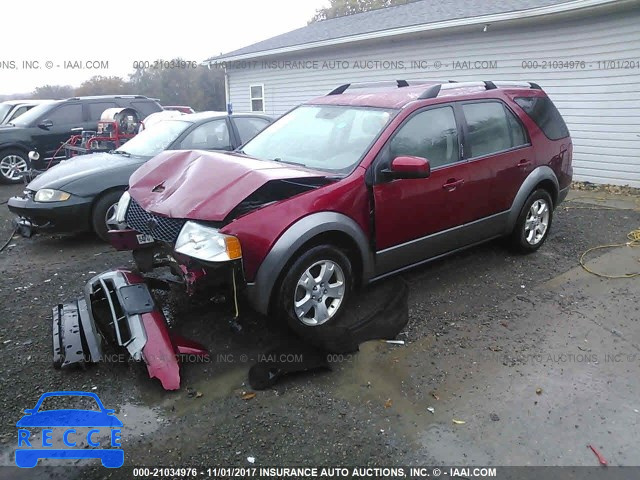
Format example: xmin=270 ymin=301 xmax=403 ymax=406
xmin=310 ymin=0 xmax=420 ymax=22
xmin=74 ymin=76 xmax=130 ymax=96
xmin=31 ymin=84 xmax=75 ymax=99
xmin=129 ymin=58 xmax=225 ymax=111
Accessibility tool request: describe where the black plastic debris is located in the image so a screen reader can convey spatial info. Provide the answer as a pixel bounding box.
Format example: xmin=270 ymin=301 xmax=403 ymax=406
xmin=249 ymin=279 xmax=409 ymax=389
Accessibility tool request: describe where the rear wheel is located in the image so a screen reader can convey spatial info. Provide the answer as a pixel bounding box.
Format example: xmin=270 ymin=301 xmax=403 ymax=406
xmin=510 ymin=189 xmax=553 ymax=253
xmin=92 ymin=190 xmax=124 ymax=242
xmin=276 ymin=245 xmax=353 ymax=337
xmin=0 ymin=149 xmax=29 ymax=184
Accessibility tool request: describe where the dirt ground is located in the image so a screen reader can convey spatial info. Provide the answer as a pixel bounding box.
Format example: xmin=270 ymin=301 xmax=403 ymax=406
xmin=0 ymin=183 xmax=639 ymax=478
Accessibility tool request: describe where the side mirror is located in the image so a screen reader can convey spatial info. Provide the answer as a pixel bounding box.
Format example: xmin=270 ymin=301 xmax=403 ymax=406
xmin=23 ymin=408 xmax=36 ymax=414
xmin=37 ymin=119 xmax=53 ymax=130
xmin=383 ymin=156 xmax=431 ymax=180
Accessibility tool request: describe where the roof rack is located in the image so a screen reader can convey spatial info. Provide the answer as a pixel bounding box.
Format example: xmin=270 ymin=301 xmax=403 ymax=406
xmin=418 ymin=81 xmax=541 ymax=100
xmin=328 ymin=80 xmax=410 ymax=95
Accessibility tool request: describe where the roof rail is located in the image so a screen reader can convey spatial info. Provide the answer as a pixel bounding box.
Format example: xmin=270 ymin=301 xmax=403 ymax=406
xmin=327 ymin=80 xmax=409 ymax=95
xmin=417 ymin=80 xmax=542 ymax=100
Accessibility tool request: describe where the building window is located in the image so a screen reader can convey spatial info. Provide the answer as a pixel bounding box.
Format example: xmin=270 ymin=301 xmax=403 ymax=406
xmin=250 ymin=85 xmax=264 ymax=112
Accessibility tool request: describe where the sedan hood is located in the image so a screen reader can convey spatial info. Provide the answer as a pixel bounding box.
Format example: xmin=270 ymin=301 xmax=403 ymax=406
xmin=28 ymin=152 xmax=145 ymax=191
xmin=128 ymin=150 xmax=328 ymax=221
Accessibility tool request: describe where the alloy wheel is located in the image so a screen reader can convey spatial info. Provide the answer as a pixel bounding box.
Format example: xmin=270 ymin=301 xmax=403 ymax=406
xmin=524 ymin=199 xmax=550 ymax=245
xmin=294 ymin=260 xmax=346 ymax=326
xmin=0 ymin=154 xmax=28 ymax=181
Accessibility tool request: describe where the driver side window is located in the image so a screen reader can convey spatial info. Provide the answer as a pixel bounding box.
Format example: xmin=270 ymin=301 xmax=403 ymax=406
xmin=389 ymin=106 xmax=460 ymax=169
xmin=179 ymin=119 xmax=231 ymax=150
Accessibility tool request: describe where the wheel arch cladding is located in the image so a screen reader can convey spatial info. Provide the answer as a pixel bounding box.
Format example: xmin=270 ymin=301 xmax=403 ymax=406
xmin=506 ymin=166 xmax=558 ymax=233
xmin=246 ymin=212 xmax=374 ymax=316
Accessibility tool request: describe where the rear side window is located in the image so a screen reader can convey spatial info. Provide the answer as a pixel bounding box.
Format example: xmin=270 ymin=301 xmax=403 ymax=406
xmin=234 ymin=117 xmax=271 ymax=143
xmin=462 ymin=102 xmax=527 ymax=158
xmin=514 ymin=96 xmax=569 ymax=140
xmin=88 ymin=102 xmax=117 ymax=121
xmin=130 ymin=101 xmax=161 ymax=117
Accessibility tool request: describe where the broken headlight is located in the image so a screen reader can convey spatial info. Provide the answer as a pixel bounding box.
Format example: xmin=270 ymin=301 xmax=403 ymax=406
xmin=34 ymin=188 xmax=71 ymax=202
xmin=114 ymin=191 xmax=130 ymax=224
xmin=174 ymin=221 xmax=241 ymax=262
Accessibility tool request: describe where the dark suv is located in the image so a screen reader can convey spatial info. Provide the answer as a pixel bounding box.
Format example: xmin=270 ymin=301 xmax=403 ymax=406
xmin=0 ymin=95 xmax=162 ymax=183
xmin=109 ymin=80 xmax=572 ymax=336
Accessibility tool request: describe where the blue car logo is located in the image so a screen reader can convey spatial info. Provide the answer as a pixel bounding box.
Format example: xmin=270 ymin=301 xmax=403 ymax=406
xmin=15 ymin=391 xmax=123 ymax=468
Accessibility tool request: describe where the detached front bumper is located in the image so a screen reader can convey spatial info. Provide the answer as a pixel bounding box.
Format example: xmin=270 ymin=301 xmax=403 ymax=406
xmin=7 ymin=193 xmax=93 ymax=234
xmin=53 ymin=269 xmax=208 ymax=390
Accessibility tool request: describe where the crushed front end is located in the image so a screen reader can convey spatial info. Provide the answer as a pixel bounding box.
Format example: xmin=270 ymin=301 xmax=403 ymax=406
xmin=53 ymin=269 xmax=207 ymax=390
xmin=108 ymin=191 xmax=245 ymax=300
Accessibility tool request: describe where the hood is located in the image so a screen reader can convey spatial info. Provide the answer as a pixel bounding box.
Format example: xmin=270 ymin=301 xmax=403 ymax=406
xmin=128 ymin=150 xmax=329 ymax=221
xmin=27 ymin=152 xmax=145 ymax=191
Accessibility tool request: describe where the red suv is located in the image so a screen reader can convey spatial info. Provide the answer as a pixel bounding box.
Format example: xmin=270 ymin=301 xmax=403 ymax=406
xmin=109 ymin=80 xmax=572 ymax=335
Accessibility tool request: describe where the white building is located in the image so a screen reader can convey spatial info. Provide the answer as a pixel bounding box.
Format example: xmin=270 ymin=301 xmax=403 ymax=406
xmin=206 ymin=0 xmax=640 ymax=186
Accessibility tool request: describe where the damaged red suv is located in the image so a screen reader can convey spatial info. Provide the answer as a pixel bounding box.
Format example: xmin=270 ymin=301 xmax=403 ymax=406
xmin=110 ymin=80 xmax=572 ymax=334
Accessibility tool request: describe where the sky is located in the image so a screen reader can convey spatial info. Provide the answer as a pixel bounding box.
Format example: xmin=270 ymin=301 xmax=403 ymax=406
xmin=0 ymin=0 xmax=328 ymax=95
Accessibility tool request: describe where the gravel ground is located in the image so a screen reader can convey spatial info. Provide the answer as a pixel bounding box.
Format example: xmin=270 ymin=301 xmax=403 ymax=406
xmin=0 ymin=183 xmax=639 ymax=478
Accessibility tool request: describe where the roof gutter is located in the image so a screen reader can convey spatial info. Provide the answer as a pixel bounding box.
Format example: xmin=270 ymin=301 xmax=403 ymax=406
xmin=204 ymin=0 xmax=624 ymax=64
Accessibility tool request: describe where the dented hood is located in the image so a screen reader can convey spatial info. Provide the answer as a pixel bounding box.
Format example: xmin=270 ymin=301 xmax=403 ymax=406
xmin=128 ymin=150 xmax=328 ymax=221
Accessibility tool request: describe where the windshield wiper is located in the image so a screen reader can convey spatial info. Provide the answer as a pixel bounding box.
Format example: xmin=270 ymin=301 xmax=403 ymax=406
xmin=271 ymin=157 xmax=306 ymax=167
xmin=111 ymin=150 xmax=131 ymax=157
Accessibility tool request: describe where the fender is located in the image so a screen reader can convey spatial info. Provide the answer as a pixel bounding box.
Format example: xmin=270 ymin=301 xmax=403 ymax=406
xmin=506 ymin=166 xmax=559 ymax=233
xmin=245 ymin=212 xmax=374 ymax=316
xmin=0 ymin=141 xmax=31 ymax=153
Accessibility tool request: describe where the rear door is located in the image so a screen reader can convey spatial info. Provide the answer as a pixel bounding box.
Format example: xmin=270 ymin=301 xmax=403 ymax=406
xmin=372 ymin=104 xmax=468 ymax=271
xmin=31 ymin=103 xmax=86 ymax=159
xmin=459 ymin=100 xmax=532 ymax=220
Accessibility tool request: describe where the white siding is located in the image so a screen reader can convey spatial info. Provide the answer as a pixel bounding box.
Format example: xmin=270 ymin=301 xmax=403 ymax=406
xmin=227 ymin=8 xmax=640 ymax=187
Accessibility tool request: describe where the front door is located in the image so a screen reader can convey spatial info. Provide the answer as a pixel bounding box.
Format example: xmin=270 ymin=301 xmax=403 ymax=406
xmin=372 ymin=105 xmax=468 ymax=274
xmin=32 ymin=103 xmax=85 ymax=159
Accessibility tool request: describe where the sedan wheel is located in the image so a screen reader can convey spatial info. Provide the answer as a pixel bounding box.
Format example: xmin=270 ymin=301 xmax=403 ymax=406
xmin=0 ymin=151 xmax=29 ymax=183
xmin=294 ymin=259 xmax=346 ymax=326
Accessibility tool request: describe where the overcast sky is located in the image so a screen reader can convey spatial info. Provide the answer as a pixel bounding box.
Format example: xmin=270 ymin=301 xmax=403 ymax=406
xmin=0 ymin=0 xmax=327 ymax=95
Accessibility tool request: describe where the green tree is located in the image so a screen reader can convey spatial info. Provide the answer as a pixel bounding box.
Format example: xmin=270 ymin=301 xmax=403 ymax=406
xmin=310 ymin=0 xmax=420 ymax=22
xmin=31 ymin=84 xmax=74 ymax=99
xmin=74 ymin=76 xmax=130 ymax=96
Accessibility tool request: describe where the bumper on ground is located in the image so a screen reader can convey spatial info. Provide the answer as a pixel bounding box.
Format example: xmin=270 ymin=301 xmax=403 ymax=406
xmin=53 ymin=269 xmax=208 ymax=390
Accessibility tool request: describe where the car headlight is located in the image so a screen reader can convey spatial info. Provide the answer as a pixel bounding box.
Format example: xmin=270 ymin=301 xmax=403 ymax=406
xmin=114 ymin=191 xmax=131 ymax=223
xmin=34 ymin=189 xmax=71 ymax=202
xmin=174 ymin=221 xmax=242 ymax=262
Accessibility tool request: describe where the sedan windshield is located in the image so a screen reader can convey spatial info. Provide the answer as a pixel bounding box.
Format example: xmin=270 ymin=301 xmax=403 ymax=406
xmin=117 ymin=120 xmax=191 ymax=157
xmin=241 ymin=105 xmax=396 ymax=173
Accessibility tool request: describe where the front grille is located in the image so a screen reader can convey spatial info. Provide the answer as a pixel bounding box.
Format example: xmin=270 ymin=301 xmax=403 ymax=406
xmin=125 ymin=199 xmax=186 ymax=244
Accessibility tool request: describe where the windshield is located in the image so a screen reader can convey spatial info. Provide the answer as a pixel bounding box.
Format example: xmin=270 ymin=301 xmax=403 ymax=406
xmin=0 ymin=104 xmax=12 ymax=123
xmin=117 ymin=120 xmax=191 ymax=157
xmin=12 ymin=102 xmax=57 ymax=126
xmin=241 ymin=105 xmax=396 ymax=174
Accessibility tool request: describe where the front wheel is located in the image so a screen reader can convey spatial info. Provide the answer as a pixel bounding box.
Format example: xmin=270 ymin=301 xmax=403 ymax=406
xmin=92 ymin=190 xmax=125 ymax=242
xmin=276 ymin=245 xmax=353 ymax=336
xmin=510 ymin=189 xmax=553 ymax=253
xmin=0 ymin=149 xmax=30 ymax=184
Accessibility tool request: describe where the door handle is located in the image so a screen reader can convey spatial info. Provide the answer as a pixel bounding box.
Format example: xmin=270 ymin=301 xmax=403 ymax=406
xmin=442 ymin=178 xmax=464 ymax=190
xmin=517 ymin=159 xmax=532 ymax=168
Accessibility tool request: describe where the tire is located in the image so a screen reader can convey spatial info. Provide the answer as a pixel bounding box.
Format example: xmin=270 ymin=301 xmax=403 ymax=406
xmin=510 ymin=189 xmax=553 ymax=253
xmin=276 ymin=244 xmax=354 ymax=338
xmin=92 ymin=190 xmax=125 ymax=242
xmin=0 ymin=149 xmax=30 ymax=184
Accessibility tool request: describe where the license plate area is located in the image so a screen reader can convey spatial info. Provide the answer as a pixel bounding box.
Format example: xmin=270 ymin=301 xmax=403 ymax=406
xmin=136 ymin=234 xmax=154 ymax=245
